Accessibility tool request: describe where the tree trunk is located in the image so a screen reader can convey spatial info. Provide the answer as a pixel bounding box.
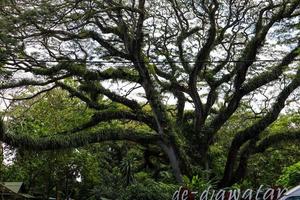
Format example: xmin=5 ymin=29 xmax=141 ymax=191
xmin=159 ymin=142 xmax=183 ymax=184
xmin=0 ymin=142 xmax=2 ymax=181
xmin=56 ymin=182 xmax=62 ymax=200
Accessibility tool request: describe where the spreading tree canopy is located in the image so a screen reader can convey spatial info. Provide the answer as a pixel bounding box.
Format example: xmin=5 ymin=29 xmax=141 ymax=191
xmin=0 ymin=0 xmax=300 ymax=187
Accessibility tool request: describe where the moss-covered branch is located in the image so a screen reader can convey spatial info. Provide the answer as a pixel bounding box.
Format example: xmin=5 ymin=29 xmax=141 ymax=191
xmin=0 ymin=119 xmax=160 ymax=150
xmin=69 ymin=109 xmax=157 ymax=133
xmin=219 ymin=68 xmax=300 ymax=187
xmin=254 ymin=131 xmax=300 ymax=153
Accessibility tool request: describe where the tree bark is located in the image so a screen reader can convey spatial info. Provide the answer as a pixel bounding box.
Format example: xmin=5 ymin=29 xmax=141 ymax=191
xmin=159 ymin=141 xmax=183 ymax=184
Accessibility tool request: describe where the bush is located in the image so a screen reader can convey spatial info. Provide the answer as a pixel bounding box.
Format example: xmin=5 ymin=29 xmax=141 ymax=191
xmin=120 ymin=179 xmax=178 ymax=200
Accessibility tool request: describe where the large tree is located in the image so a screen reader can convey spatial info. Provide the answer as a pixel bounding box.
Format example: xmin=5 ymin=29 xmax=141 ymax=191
xmin=0 ymin=0 xmax=300 ymax=187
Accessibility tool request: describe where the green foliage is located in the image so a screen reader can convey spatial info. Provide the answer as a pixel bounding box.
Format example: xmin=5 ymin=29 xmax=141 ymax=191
xmin=2 ymin=149 xmax=100 ymax=198
xmin=121 ymin=156 xmax=136 ymax=186
xmin=242 ymin=113 xmax=300 ymax=188
xmin=1 ymin=89 xmax=103 ymax=198
xmin=1 ymin=84 xmax=300 ymax=199
xmin=7 ymin=88 xmax=93 ymax=137
xmin=120 ymin=178 xmax=178 ymax=200
xmin=245 ymin=146 xmax=299 ymax=187
xmin=183 ymin=174 xmax=216 ymax=197
xmin=1 ymin=87 xmax=179 ymax=199
xmin=277 ymin=162 xmax=300 ymax=188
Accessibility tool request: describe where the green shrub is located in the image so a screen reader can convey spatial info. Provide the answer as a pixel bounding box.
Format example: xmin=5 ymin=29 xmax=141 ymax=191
xmin=120 ymin=179 xmax=178 ymax=200
xmin=277 ymin=162 xmax=300 ymax=188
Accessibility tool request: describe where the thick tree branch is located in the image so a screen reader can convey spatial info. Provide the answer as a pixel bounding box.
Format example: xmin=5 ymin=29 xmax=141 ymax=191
xmin=226 ymin=130 xmax=300 ymax=186
xmin=233 ymin=1 xmax=299 ymax=90
xmin=254 ymin=130 xmax=300 ymax=153
xmin=208 ymin=1 xmax=300 ymax=135
xmin=92 ymin=84 xmax=142 ymax=111
xmin=55 ymin=82 xmax=105 ymax=110
xmin=0 ymin=76 xmax=69 ymax=90
xmin=0 ymin=119 xmax=160 ymax=150
xmin=189 ymin=0 xmax=219 ymax=129
xmin=29 ymin=61 xmax=140 ymax=83
xmin=69 ymin=109 xmax=157 ymax=133
xmin=242 ymin=45 xmax=300 ymax=94
xmin=219 ymin=68 xmax=300 ymax=187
